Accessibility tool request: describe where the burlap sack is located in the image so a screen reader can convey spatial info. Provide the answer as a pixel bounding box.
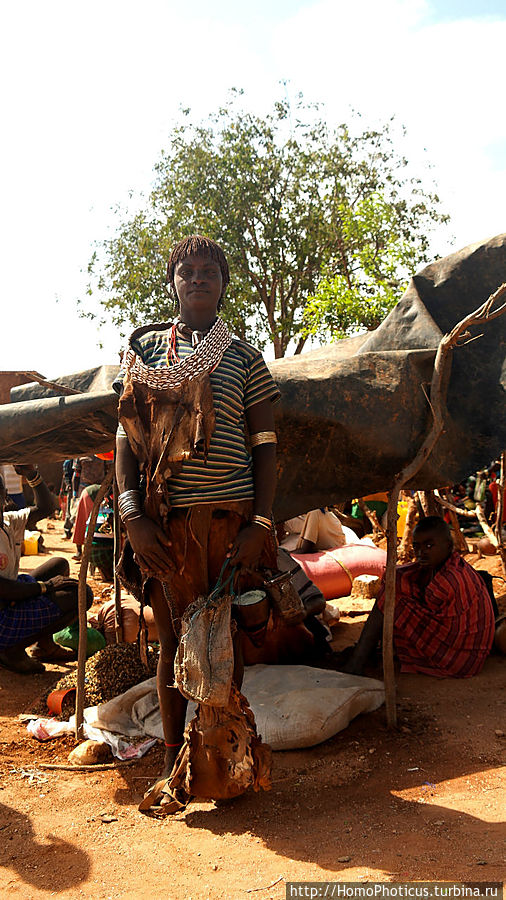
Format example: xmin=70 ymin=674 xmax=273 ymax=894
xmin=173 ymin=590 xmax=234 ymax=706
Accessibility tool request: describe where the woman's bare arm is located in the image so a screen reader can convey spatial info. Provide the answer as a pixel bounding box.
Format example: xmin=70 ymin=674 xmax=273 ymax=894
xmin=116 ymin=434 xmax=172 ymax=572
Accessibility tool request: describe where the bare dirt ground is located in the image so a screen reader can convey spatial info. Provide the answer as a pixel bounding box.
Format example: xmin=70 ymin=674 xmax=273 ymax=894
xmin=0 ymin=519 xmax=504 ymax=899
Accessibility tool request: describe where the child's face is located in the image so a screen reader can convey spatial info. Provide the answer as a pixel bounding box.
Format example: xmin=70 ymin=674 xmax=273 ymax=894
xmin=413 ymin=529 xmax=452 ymax=569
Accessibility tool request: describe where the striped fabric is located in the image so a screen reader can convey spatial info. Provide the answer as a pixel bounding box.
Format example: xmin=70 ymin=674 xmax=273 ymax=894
xmin=0 ymin=575 xmax=62 ymax=650
xmin=117 ymin=327 xmax=280 ymax=506
xmin=376 ymin=552 xmax=495 ymax=678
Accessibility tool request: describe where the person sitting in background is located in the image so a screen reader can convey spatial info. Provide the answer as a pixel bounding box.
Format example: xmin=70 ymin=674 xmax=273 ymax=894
xmin=0 ymin=467 xmax=92 ymax=674
xmin=1 ymin=464 xmax=26 ymax=510
xmin=281 ymin=507 xmax=347 ymax=553
xmin=342 ymin=516 xmax=495 ymax=679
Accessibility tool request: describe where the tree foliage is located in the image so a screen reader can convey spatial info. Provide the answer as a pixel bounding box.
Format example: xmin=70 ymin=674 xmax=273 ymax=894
xmin=86 ymin=91 xmax=449 ymax=356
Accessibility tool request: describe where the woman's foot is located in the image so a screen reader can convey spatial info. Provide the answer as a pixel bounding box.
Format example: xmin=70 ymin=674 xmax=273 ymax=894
xmin=0 ymin=647 xmax=45 ymax=674
xmin=138 ymin=744 xmax=184 ymax=815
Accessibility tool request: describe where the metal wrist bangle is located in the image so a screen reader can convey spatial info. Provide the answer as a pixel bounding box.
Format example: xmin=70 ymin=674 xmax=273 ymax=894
xmin=123 ymin=513 xmax=144 ymax=524
xmin=252 ymin=513 xmax=272 ymax=525
xmin=252 ymin=515 xmax=272 ymax=531
xmin=250 ymin=431 xmax=277 ymax=447
xmin=118 ymin=489 xmax=142 ymax=523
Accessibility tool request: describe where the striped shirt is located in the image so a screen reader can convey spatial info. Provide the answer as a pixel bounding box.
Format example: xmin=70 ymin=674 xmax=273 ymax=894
xmin=116 ymin=327 xmax=279 ymax=506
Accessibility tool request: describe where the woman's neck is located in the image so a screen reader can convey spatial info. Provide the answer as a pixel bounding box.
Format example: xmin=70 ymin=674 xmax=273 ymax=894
xmin=178 ymin=313 xmax=217 ymax=333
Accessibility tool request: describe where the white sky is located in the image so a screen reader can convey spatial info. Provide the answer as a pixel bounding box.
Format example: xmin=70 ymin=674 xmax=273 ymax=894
xmin=1 ymin=0 xmax=505 ymax=378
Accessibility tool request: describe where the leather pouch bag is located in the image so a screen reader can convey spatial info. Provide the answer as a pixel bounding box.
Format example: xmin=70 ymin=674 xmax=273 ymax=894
xmin=263 ymin=570 xmax=305 ymax=624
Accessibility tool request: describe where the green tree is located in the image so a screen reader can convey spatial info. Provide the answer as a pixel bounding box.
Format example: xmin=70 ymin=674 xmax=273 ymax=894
xmin=86 ymin=92 xmax=449 ymax=356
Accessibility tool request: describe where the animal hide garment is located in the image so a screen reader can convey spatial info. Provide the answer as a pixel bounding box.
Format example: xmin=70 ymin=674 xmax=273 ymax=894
xmin=140 ymin=685 xmax=272 ymax=816
xmin=118 ymin=369 xmax=215 ymax=577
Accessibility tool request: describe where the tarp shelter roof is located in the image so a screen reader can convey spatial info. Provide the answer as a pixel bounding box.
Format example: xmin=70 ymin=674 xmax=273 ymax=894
xmin=2 ymin=234 xmax=505 ymax=520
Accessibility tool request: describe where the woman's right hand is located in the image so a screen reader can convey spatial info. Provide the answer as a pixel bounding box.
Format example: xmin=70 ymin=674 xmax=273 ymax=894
xmin=125 ymin=515 xmax=173 ymax=574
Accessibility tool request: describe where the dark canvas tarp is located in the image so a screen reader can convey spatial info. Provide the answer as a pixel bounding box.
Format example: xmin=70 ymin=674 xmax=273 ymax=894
xmin=1 ymin=234 xmax=505 ymax=519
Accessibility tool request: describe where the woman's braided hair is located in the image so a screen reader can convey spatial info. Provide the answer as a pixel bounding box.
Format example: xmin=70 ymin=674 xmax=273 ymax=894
xmin=165 ymin=235 xmax=230 ymax=308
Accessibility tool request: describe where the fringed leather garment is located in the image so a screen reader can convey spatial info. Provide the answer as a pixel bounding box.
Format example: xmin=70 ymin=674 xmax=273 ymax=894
xmin=117 ymin=321 xmax=274 ymax=813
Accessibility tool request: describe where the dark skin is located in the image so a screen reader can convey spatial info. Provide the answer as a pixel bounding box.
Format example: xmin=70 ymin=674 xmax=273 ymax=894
xmin=116 ymin=251 xmax=277 ymax=775
xmin=342 ymin=526 xmax=453 ymax=676
xmin=0 ymin=467 xmax=59 ymax=604
xmin=0 ymin=467 xmax=91 ymax=673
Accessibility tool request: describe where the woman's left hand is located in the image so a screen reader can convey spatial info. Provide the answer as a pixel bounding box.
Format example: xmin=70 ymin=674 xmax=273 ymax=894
xmin=227 ymin=524 xmax=267 ymax=570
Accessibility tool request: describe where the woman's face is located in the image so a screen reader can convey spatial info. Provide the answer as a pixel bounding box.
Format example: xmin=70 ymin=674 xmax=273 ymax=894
xmin=174 ymin=253 xmax=223 ymax=322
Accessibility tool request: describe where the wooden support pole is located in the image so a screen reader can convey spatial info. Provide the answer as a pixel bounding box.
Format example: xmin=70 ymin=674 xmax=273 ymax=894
xmin=75 ymin=470 xmax=113 ymax=740
xmin=383 ymin=487 xmax=400 ymax=727
xmin=381 ymin=281 xmax=506 ymax=729
xmin=494 ymin=452 xmax=506 ymax=577
xmin=112 ymin=473 xmax=123 ymax=643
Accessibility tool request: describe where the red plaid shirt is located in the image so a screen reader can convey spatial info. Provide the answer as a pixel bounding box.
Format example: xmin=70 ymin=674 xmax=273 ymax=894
xmin=377 ymin=552 xmax=495 ymax=677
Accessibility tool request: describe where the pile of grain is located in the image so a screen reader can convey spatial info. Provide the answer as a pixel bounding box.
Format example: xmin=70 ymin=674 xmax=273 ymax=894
xmin=49 ymin=643 xmax=159 ymax=719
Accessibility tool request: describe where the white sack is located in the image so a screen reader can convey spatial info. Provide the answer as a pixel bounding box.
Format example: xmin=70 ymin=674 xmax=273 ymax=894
xmin=85 ymin=664 xmax=384 ymax=752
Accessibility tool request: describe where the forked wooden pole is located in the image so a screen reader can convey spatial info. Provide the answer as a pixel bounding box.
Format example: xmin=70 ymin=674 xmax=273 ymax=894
xmin=494 ymin=452 xmax=506 ymax=577
xmin=382 ymin=282 xmax=506 ymax=728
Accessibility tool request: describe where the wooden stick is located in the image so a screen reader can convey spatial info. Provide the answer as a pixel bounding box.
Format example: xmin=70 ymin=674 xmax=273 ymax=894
xmin=357 ymin=498 xmax=386 ymax=538
xmin=436 ymin=491 xmax=469 ymax=554
xmin=494 ymin=452 xmax=506 ymax=577
xmin=18 ymin=371 xmax=82 ymax=396
xmin=397 ymin=495 xmax=418 ymax=563
xmin=39 ymin=760 xmax=137 ymax=771
xmin=383 ymin=486 xmax=400 ymax=726
xmin=418 ymin=490 xmax=438 ymax=516
xmin=382 ymin=283 xmax=506 ymax=728
xmin=112 ymin=472 xmax=123 ymax=643
xmin=433 ymin=489 xmax=476 ymax=518
xmin=75 ymin=470 xmax=113 ymax=741
xmin=435 ymin=487 xmax=501 ymax=549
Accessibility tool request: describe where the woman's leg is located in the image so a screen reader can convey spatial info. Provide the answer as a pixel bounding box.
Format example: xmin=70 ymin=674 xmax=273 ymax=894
xmin=32 ymin=557 xmax=70 ymax=580
xmin=148 ymin=578 xmax=188 ymax=775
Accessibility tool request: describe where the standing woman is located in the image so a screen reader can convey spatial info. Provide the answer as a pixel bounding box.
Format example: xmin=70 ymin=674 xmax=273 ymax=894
xmin=115 ymin=236 xmax=279 ymax=806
